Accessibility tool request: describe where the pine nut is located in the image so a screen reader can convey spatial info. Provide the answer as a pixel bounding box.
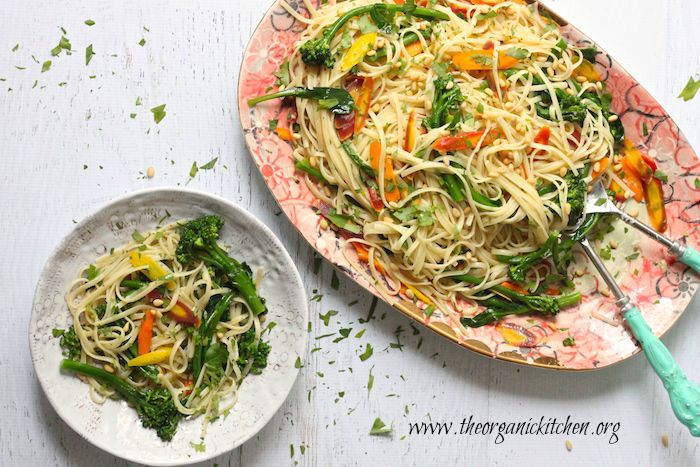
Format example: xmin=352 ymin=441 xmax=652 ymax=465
xmin=320 ymin=218 xmax=328 ymax=230
xmin=146 ymin=166 xmax=155 ymax=178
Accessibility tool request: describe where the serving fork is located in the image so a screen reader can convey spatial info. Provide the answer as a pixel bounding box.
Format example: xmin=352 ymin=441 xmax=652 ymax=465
xmin=570 ymin=180 xmax=700 ymax=436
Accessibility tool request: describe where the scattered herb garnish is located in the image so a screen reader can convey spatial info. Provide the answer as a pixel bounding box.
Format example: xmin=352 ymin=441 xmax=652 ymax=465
xmin=85 ymin=44 xmax=95 ymax=65
xmin=41 ymin=61 xmax=51 ymax=73
xmin=679 ymin=75 xmax=700 ymax=102
xmin=562 ymin=337 xmax=576 ymax=347
xmin=150 ymin=104 xmax=166 ymax=124
xmin=319 ymin=310 xmax=338 ymax=326
xmin=138 ymin=38 xmax=146 ymax=47
xmin=84 ymin=19 xmax=96 ymax=26
xmin=369 ymin=417 xmax=392 ymax=436
xmin=359 ymin=343 xmax=373 ymax=361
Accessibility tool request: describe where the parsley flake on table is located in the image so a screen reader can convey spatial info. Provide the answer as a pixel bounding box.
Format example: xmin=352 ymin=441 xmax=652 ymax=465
xmin=369 ymin=417 xmax=392 ymax=436
xmin=11 ymin=44 xmax=19 ymax=52
xmin=84 ymin=19 xmax=95 ymax=26
xmin=41 ymin=61 xmax=51 ymax=73
xmin=563 ymin=337 xmax=575 ymax=347
xmin=679 ymin=75 xmax=700 ymax=102
xmin=199 ymin=157 xmax=218 ymax=170
xmin=695 ymin=178 xmax=700 ymax=189
xmin=138 ymin=38 xmax=146 ymax=47
xmin=319 ymin=310 xmax=338 ymax=326
xmin=150 ymin=104 xmax=166 ymax=124
xmin=51 ymin=35 xmax=72 ymax=56
xmin=359 ymin=343 xmax=373 ymax=361
xmin=367 ymin=365 xmax=374 ymax=395
xmin=189 ymin=161 xmax=198 ymax=178
xmin=294 ymin=356 xmax=303 ymax=369
xmin=85 ymin=44 xmax=95 ymax=65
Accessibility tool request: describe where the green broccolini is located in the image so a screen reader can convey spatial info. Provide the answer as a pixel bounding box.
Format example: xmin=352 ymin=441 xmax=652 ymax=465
xmin=237 ymin=328 xmax=271 ymax=375
xmin=60 ymin=359 xmax=182 ymax=441
xmin=176 ymin=216 xmax=266 ymax=316
xmin=52 ymin=327 xmax=81 ymax=360
xmin=299 ymin=2 xmax=448 ymax=68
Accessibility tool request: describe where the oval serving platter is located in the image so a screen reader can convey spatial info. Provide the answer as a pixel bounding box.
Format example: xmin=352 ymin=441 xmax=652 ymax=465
xmin=238 ymin=0 xmax=700 ymax=370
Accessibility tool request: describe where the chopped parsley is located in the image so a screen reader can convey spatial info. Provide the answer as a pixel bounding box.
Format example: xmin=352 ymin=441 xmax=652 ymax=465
xmin=150 ymin=104 xmax=166 ymax=124
xmin=653 ymin=170 xmax=668 ymax=184
xmin=679 ymin=76 xmax=700 ymax=102
xmin=319 ymin=310 xmax=338 ymax=326
xmin=138 ymin=38 xmax=146 ymax=47
xmin=369 ymin=417 xmax=392 ymax=436
xmin=41 ymin=61 xmax=51 ymax=73
xmin=562 ymin=337 xmax=575 ymax=347
xmin=506 ymin=47 xmax=529 ymax=60
xmin=476 ymin=11 xmax=497 ymax=21
xmin=359 ymin=343 xmax=373 ymax=361
xmin=84 ymin=19 xmax=95 ymax=26
xmin=85 ymin=44 xmax=95 ymax=65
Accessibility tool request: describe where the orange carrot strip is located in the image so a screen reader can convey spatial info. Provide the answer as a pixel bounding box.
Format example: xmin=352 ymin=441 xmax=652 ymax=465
xmin=591 ymin=157 xmax=610 ymax=179
xmin=645 ymin=178 xmax=667 ymax=233
xmin=370 ymin=140 xmax=401 ymax=202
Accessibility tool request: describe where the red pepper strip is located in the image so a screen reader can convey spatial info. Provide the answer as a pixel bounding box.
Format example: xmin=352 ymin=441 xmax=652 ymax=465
xmin=645 ymin=178 xmax=667 ymax=233
xmin=533 ymin=126 xmax=551 ymax=146
xmin=147 ymin=290 xmax=199 ymax=327
xmin=433 ymin=129 xmax=502 ymax=153
xmin=138 ymin=310 xmax=154 ymax=355
xmin=641 ymin=154 xmax=658 ymax=172
xmin=354 ymin=77 xmax=375 ymax=134
xmin=367 ymin=185 xmax=384 ymax=211
xmin=334 ymin=112 xmax=355 ymax=141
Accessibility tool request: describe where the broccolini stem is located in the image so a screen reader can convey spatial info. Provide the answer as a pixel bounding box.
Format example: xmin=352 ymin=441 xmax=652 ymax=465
xmin=202 ymin=244 xmax=266 ymax=316
xmin=295 ymin=159 xmax=328 ymax=183
xmin=60 ymin=359 xmax=141 ymax=405
xmin=193 ymin=293 xmax=234 ymax=382
xmin=441 ymin=174 xmax=465 ymax=202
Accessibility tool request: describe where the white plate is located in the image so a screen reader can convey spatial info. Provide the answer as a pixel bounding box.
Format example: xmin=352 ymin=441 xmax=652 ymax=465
xmin=29 ymin=188 xmax=308 ymax=466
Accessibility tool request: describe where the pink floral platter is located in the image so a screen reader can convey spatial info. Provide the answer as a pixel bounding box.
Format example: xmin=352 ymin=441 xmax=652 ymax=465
xmin=238 ymin=0 xmax=700 ymax=370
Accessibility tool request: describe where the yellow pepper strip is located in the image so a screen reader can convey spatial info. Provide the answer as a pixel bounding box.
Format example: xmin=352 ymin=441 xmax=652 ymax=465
xmin=340 ymin=32 xmax=377 ymax=71
xmin=573 ymin=59 xmax=600 ymax=82
xmin=128 ymin=251 xmax=176 ymax=291
xmin=403 ymin=283 xmax=432 ymax=305
xmin=128 ymin=346 xmax=172 ymax=367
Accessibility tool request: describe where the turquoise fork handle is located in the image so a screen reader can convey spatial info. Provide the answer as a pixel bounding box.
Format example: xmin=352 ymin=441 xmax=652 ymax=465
xmin=681 ymin=247 xmax=700 ymax=274
xmin=625 ymin=306 xmax=700 ymax=436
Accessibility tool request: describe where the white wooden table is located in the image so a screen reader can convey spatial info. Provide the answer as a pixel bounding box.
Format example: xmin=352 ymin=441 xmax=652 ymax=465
xmin=2 ymin=1 xmax=699 ymax=465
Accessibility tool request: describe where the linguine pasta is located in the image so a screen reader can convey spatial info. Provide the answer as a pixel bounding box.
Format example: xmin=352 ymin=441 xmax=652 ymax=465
xmin=267 ymin=0 xmax=629 ymax=332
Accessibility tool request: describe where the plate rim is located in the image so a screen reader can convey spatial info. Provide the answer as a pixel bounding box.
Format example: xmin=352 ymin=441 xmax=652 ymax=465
xmin=28 ymin=186 xmax=309 ymax=466
xmin=236 ymin=0 xmax=699 ymax=372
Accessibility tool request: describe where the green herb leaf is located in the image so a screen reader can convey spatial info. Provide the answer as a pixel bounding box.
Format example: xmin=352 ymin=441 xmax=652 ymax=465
xmin=136 ymin=96 xmax=142 ymax=106
xmin=199 ymin=157 xmax=218 ymax=170
xmin=369 ymin=417 xmax=392 ymax=435
xmin=625 ymin=252 xmax=640 ymax=261
xmin=653 ymin=170 xmax=668 ymax=184
xmin=679 ymin=76 xmax=700 ymax=102
xmin=319 ymin=310 xmax=338 ymax=326
xmin=357 ymin=15 xmax=378 ymax=34
xmin=477 ymin=102 xmax=484 ymax=113
xmin=325 ymin=210 xmax=362 ymax=234
xmin=138 ymin=38 xmax=146 ymax=47
xmin=359 ymin=343 xmax=373 ymax=361
xmin=190 ymin=441 xmax=205 ymax=452
xmin=85 ymin=44 xmax=95 ymax=65
xmin=130 ymin=113 xmax=137 ymax=119
xmin=642 ymin=122 xmax=649 ymax=136
xmin=84 ymin=19 xmax=96 ymax=26
xmin=294 ymin=356 xmax=303 ymax=369
xmin=695 ymin=179 xmax=700 ymax=189
xmin=11 ymin=44 xmax=19 ymax=52
xmin=268 ymin=119 xmax=279 ymax=131
xmin=150 ymin=104 xmax=166 ymax=124
xmin=367 ymin=365 xmax=374 ymax=395
xmin=476 ymin=11 xmax=497 ymax=21
xmin=132 ymin=230 xmax=146 ymax=243
xmin=273 ymin=59 xmax=291 ymax=87
xmin=41 ymin=60 xmax=51 ymax=73
xmin=506 ymin=47 xmax=529 ymax=60
xmin=562 ymin=337 xmax=575 ymax=347
xmin=189 ymin=161 xmax=198 ymax=178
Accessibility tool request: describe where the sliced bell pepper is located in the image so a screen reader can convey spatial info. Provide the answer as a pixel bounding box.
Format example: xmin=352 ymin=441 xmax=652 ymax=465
xmin=334 ymin=112 xmax=355 ymax=141
xmin=128 ymin=346 xmax=172 ymax=367
xmin=645 ymin=177 xmax=667 ymax=233
xmin=367 ymin=185 xmax=384 ymax=211
xmin=452 ymin=50 xmax=519 ymax=71
xmin=128 ymin=251 xmax=176 ymax=291
xmin=591 ymin=156 xmax=610 ymax=179
xmin=340 ymin=32 xmax=377 ymax=72
xmin=404 ymin=41 xmax=424 ymax=57
xmin=622 ymin=140 xmax=653 ymax=183
xmin=501 ymin=281 xmax=529 ymax=295
xmin=147 ymin=290 xmax=199 ymax=327
xmin=641 ymin=154 xmax=658 ymax=172
xmin=400 ymin=282 xmax=433 ymax=305
xmin=354 ymin=77 xmax=374 ymax=134
xmin=533 ymin=126 xmax=551 ymax=146
xmin=404 ymin=110 xmax=417 ymax=152
xmin=433 ymin=129 xmax=502 ymax=152
xmin=609 ymin=179 xmax=626 ymax=202
xmin=618 ymin=158 xmax=645 ymax=202
xmin=275 ymin=126 xmax=293 ymax=141
xmin=370 ymin=140 xmax=401 ymax=202
xmin=573 ymin=59 xmax=600 ymax=82
xmin=352 ymin=242 xmax=385 ymax=274
xmin=137 ymin=310 xmax=154 ymax=355
xmin=472 ymin=0 xmax=525 ymax=4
